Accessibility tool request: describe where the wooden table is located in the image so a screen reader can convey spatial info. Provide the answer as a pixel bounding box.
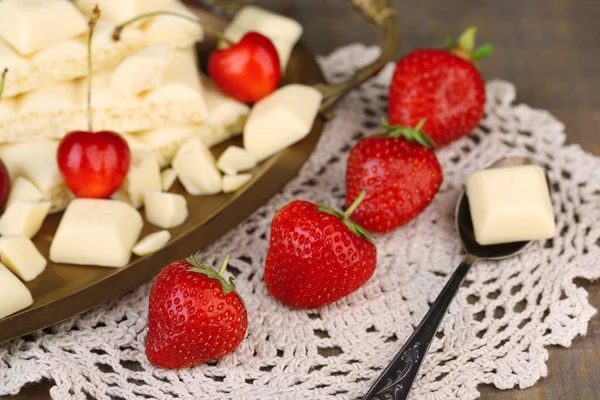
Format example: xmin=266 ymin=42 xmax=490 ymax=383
xmin=4 ymin=1 xmax=599 ymax=399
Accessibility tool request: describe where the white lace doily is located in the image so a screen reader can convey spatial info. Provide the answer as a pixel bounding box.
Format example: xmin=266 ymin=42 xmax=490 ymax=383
xmin=1 ymin=44 xmax=599 ymax=400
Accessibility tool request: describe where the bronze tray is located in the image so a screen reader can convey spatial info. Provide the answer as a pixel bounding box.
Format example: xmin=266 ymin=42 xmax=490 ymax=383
xmin=0 ymin=0 xmax=400 ymax=344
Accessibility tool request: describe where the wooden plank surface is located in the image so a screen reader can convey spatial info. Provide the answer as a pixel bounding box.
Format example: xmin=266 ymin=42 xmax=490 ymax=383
xmin=3 ymin=0 xmax=600 ymax=399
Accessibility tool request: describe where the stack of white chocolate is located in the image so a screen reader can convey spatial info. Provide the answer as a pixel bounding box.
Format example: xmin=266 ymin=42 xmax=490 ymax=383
xmin=0 ymin=3 xmax=327 ymax=320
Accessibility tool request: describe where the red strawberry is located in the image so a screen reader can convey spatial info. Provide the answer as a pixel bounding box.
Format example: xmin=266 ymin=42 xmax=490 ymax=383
xmin=146 ymin=255 xmax=248 ymax=369
xmin=388 ymin=27 xmax=493 ymax=147
xmin=346 ymin=120 xmax=443 ymax=233
xmin=265 ymin=193 xmax=377 ymax=309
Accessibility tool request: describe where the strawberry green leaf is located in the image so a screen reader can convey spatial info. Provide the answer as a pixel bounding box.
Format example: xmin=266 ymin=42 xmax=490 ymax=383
xmin=186 ymin=254 xmax=237 ymax=295
xmin=473 ymin=43 xmax=494 ymax=60
xmin=444 ymin=35 xmax=454 ymax=49
xmin=317 ymin=192 xmax=374 ymax=244
xmin=374 ymin=119 xmax=435 ymax=149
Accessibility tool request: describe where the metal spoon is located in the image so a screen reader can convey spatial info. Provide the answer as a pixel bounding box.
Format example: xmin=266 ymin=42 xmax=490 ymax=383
xmin=362 ymin=156 xmax=547 ymax=400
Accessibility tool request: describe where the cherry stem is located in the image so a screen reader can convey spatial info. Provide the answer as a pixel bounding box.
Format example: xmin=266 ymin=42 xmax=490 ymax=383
xmin=0 ymin=68 xmax=7 ymax=102
xmin=86 ymin=5 xmax=101 ymax=132
xmin=217 ymin=255 xmax=230 ymax=276
xmin=344 ymin=190 xmax=366 ymax=219
xmin=112 ymin=11 xmax=234 ymax=46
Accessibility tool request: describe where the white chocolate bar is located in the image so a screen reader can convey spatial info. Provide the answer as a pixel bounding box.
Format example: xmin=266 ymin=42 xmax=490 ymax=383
xmin=131 ymin=126 xmax=197 ymax=169
xmin=223 ymin=173 xmax=252 ymax=193
xmin=0 ymin=140 xmax=72 ymax=212
xmin=466 ymin=164 xmax=556 ymax=245
xmin=223 ymin=6 xmax=303 ymax=70
xmin=144 ymin=191 xmax=188 ymax=229
xmin=0 ymin=0 xmax=88 ymax=56
xmin=173 ymin=137 xmax=222 ymax=196
xmin=110 ymin=44 xmax=169 ymax=97
xmin=0 ymin=2 xmax=202 ymax=99
xmin=6 ymin=177 xmax=43 ymax=208
xmin=133 ymin=230 xmax=171 ymax=256
xmin=0 ymin=201 xmax=51 ymax=238
xmin=76 ymin=0 xmax=171 ymax=25
xmin=161 ymin=168 xmax=177 ymax=191
xmin=244 ymin=84 xmax=322 ymax=162
xmin=144 ymin=0 xmax=203 ymax=49
xmin=0 ymin=49 xmax=208 ymax=143
xmin=49 ymin=199 xmax=143 ymax=267
xmin=0 ymin=235 xmax=46 ymax=282
xmin=112 ymin=152 xmax=161 ymax=208
xmin=0 ymin=262 xmax=33 ymax=320
xmin=217 ymin=146 xmax=257 ymax=176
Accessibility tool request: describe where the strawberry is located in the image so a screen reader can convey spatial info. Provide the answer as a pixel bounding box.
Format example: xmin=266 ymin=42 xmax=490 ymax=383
xmin=345 ymin=120 xmax=443 ymax=233
xmin=388 ymin=26 xmax=493 ymax=147
xmin=265 ymin=192 xmax=377 ymax=309
xmin=146 ymin=255 xmax=247 ymax=369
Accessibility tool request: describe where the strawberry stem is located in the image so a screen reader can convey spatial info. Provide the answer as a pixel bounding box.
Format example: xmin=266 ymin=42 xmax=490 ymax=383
xmin=344 ymin=190 xmax=366 ymax=219
xmin=112 ymin=11 xmax=234 ymax=46
xmin=457 ymin=26 xmax=476 ymax=54
xmin=414 ymin=118 xmax=426 ymax=132
xmin=446 ymin=26 xmax=493 ymax=64
xmin=376 ymin=119 xmax=435 ymax=149
xmin=218 ymin=255 xmax=230 ymax=277
xmin=0 ymin=68 xmax=7 ymax=102
xmin=86 ymin=5 xmax=101 ymax=132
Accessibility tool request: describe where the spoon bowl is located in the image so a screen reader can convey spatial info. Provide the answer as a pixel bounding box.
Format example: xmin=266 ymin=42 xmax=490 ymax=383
xmin=363 ymin=156 xmax=551 ymax=400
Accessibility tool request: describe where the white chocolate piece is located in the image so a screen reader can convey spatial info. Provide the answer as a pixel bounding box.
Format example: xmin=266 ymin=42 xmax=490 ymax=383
xmin=50 ymin=199 xmax=143 ymax=268
xmin=0 ymin=0 xmax=88 ymax=56
xmin=6 ymin=177 xmax=43 ymax=207
xmin=161 ymin=168 xmax=177 ymax=191
xmin=0 ymin=140 xmax=71 ymax=213
xmin=143 ymin=49 xmax=205 ymax=105
xmin=0 ymin=201 xmax=51 ymax=238
xmin=466 ymin=164 xmax=556 ymax=245
xmin=144 ymin=191 xmax=188 ymax=229
xmin=32 ymin=39 xmax=86 ymax=63
xmin=133 ymin=230 xmax=171 ymax=256
xmin=0 ymin=262 xmax=33 ymax=320
xmin=19 ymin=80 xmax=82 ymax=114
xmin=133 ymin=126 xmax=197 ymax=168
xmin=223 ymin=6 xmax=303 ymax=70
xmin=223 ymin=174 xmax=252 ymax=193
xmin=0 ymin=39 xmax=31 ymax=73
xmin=145 ymin=0 xmax=203 ymax=49
xmin=76 ymin=0 xmax=171 ymax=25
xmin=112 ymin=153 xmax=161 ymax=208
xmin=110 ymin=44 xmax=170 ymax=97
xmin=217 ymin=146 xmax=257 ymax=176
xmin=79 ymin=70 xmax=140 ymax=110
xmin=173 ymin=137 xmax=222 ymax=195
xmin=244 ymin=84 xmax=322 ymax=162
xmin=0 ymin=235 xmax=46 ymax=282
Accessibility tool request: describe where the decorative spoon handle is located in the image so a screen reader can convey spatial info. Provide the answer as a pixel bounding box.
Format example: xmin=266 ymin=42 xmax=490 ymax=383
xmin=362 ymin=254 xmax=478 ymax=400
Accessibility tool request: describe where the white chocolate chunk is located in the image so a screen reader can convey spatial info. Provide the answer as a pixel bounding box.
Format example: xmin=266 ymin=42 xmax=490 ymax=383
xmin=144 ymin=191 xmax=188 ymax=229
xmin=173 ymin=137 xmax=222 ymax=195
xmin=0 ymin=262 xmax=33 ymax=320
xmin=161 ymin=168 xmax=177 ymax=191
xmin=50 ymin=199 xmax=143 ymax=267
xmin=76 ymin=0 xmax=171 ymax=25
xmin=0 ymin=140 xmax=71 ymax=213
xmin=244 ymin=84 xmax=322 ymax=162
xmin=466 ymin=164 xmax=556 ymax=245
xmin=78 ymin=70 xmax=140 ymax=110
xmin=33 ymin=39 xmax=86 ymax=63
xmin=0 ymin=0 xmax=88 ymax=56
xmin=7 ymin=177 xmax=43 ymax=207
xmin=0 ymin=39 xmax=31 ymax=73
xmin=145 ymin=0 xmax=203 ymax=49
xmin=217 ymin=146 xmax=257 ymax=176
xmin=143 ymin=49 xmax=206 ymax=105
xmin=110 ymin=44 xmax=170 ymax=97
xmin=133 ymin=230 xmax=171 ymax=256
xmin=223 ymin=174 xmax=252 ymax=193
xmin=112 ymin=153 xmax=161 ymax=208
xmin=0 ymin=201 xmax=51 ymax=238
xmin=18 ymin=80 xmax=82 ymax=114
xmin=223 ymin=5 xmax=303 ymax=70
xmin=0 ymin=235 xmax=46 ymax=282
xmin=133 ymin=126 xmax=197 ymax=168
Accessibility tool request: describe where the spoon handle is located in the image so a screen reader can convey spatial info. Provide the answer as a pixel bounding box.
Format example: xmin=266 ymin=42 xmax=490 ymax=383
xmin=362 ymin=254 xmax=478 ymax=400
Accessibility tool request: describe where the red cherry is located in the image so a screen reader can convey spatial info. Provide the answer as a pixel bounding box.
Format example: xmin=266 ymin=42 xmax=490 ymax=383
xmin=0 ymin=159 xmax=10 ymax=210
xmin=208 ymin=32 xmax=281 ymax=103
xmin=57 ymin=130 xmax=130 ymax=199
